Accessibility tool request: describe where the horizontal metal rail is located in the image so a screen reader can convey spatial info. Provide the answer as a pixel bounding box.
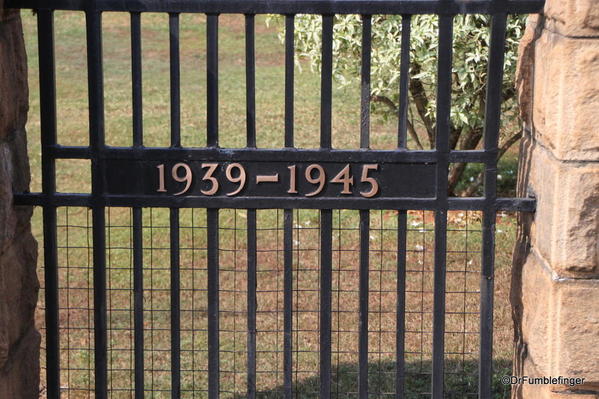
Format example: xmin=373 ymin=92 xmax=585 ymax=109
xmin=42 ymin=145 xmax=497 ymax=164
xmin=7 ymin=0 xmax=544 ymax=14
xmin=13 ymin=192 xmax=536 ymax=211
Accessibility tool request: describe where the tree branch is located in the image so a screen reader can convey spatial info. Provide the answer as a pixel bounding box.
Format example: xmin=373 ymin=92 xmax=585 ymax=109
xmin=447 ymin=126 xmax=484 ymax=195
xmin=503 ymin=86 xmax=516 ymax=103
xmin=461 ymin=129 xmax=523 ymax=197
xmin=370 ymin=95 xmax=397 ymax=112
xmin=406 ymin=121 xmax=424 ymax=150
xmin=498 ymin=129 xmax=523 ymax=159
xmin=408 ymin=63 xmax=435 ymax=148
xmin=448 ymin=126 xmax=462 ymax=151
xmin=370 ymin=95 xmax=424 ymax=150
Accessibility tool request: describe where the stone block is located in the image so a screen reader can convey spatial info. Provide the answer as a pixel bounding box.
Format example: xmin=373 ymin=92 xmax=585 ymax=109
xmin=521 ymin=252 xmax=553 ymax=377
xmin=0 ymin=143 xmax=17 ymax=253
xmin=555 ymin=285 xmax=599 ymax=378
xmin=0 ymin=327 xmax=40 ymax=399
xmin=0 ymin=231 xmax=38 ymax=356
xmin=5 ymin=130 xmax=33 ymax=236
xmin=528 ymin=144 xmax=599 ymax=278
xmin=518 ymin=368 xmax=599 ymax=399
xmin=548 ymin=392 xmax=599 ymax=399
xmin=516 ymin=15 xmax=542 ymax=128
xmin=521 ymin=381 xmax=551 ymax=399
xmin=544 ymin=0 xmax=599 ymax=37
xmin=521 ymin=252 xmax=599 ymax=385
xmin=0 ymin=11 xmax=28 ymax=139
xmin=522 ymin=384 xmax=599 ymax=399
xmin=532 ymin=29 xmax=599 ymax=162
xmin=0 ymin=131 xmax=33 ymax=251
xmin=0 ymin=5 xmax=38 ymax=399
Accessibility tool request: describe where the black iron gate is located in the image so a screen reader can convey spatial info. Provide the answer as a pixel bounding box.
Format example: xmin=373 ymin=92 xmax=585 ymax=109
xmin=11 ymin=0 xmax=541 ymax=397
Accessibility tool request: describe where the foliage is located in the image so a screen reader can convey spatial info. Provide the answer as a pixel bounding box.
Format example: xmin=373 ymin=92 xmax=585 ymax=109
xmin=269 ymin=14 xmax=526 ymax=195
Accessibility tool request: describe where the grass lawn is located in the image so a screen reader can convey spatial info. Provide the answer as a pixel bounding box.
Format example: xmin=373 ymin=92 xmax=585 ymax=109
xmin=21 ymin=11 xmax=518 ymax=398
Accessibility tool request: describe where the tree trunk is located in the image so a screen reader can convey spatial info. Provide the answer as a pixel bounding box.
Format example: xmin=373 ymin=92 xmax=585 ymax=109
xmin=447 ymin=127 xmax=484 ymax=195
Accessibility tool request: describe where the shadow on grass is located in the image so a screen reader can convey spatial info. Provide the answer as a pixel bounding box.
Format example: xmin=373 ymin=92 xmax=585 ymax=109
xmin=233 ymin=359 xmax=512 ymax=399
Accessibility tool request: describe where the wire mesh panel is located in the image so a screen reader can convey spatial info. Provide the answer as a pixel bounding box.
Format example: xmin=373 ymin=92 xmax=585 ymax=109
xmin=13 ymin=0 xmax=541 ymax=398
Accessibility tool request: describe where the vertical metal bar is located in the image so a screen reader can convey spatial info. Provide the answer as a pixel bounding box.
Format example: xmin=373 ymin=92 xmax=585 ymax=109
xmin=358 ymin=15 xmax=371 ymax=398
xmin=42 ymin=210 xmax=60 ymax=398
xmin=358 ymin=210 xmax=369 ymax=398
xmin=132 ymin=207 xmax=144 ymax=399
xmin=283 ymin=16 xmax=295 ymax=393
xmin=131 ymin=12 xmax=144 ymax=398
xmin=131 ymin=12 xmax=143 ymax=147
xmin=319 ymin=13 xmax=334 ymax=399
xmin=320 ymin=15 xmax=333 ymax=149
xmin=396 ymin=210 xmax=407 ymax=399
xmin=207 ymin=14 xmax=219 ymax=147
xmin=247 ymin=209 xmax=257 ymax=398
xmin=91 ymin=208 xmax=107 ymax=399
xmin=86 ymin=5 xmax=106 ymax=218
xmin=207 ymin=209 xmax=220 ymax=399
xmin=170 ymin=209 xmax=181 ymax=399
xmin=245 ymin=12 xmax=257 ymax=397
xmin=283 ymin=209 xmax=293 ymax=398
xmin=360 ymin=15 xmax=371 ymax=149
xmin=320 ymin=209 xmax=333 ymax=399
xmin=169 ymin=14 xmax=182 ymax=396
xmin=37 ymin=10 xmax=60 ymax=399
xmin=206 ymin=13 xmax=220 ymax=397
xmin=86 ymin=9 xmax=108 ymax=399
xmin=169 ymin=13 xmax=181 ymax=147
xmin=398 ymin=15 xmax=411 ymax=148
xmin=284 ymin=15 xmax=295 ymax=148
xmin=246 ymin=14 xmax=256 ymax=147
xmin=483 ymin=16 xmax=507 ymax=153
xmin=480 ymin=13 xmax=507 ymax=399
xmin=396 ymin=15 xmax=411 ymax=399
xmin=432 ymin=198 xmax=448 ymax=394
xmin=432 ymin=14 xmax=453 ymax=399
xmin=480 ymin=203 xmax=496 ymax=399
xmin=244 ymin=13 xmax=258 ymax=396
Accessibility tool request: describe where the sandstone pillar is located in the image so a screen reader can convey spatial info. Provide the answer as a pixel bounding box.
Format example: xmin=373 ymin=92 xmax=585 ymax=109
xmin=513 ymin=1 xmax=599 ymax=398
xmin=0 ymin=4 xmax=40 ymax=399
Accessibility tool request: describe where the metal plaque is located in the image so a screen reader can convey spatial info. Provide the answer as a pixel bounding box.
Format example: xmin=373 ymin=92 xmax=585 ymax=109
xmin=104 ymin=156 xmax=436 ymax=199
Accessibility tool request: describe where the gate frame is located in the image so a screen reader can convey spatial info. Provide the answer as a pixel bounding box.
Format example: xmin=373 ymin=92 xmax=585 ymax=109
xmin=7 ymin=0 xmax=543 ymax=398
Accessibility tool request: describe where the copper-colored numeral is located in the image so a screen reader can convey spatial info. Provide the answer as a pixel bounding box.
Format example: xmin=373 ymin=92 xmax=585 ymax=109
xmin=331 ymin=164 xmax=354 ymax=194
xmin=287 ymin=165 xmax=298 ymax=194
xmin=200 ymin=163 xmax=219 ymax=196
xmin=225 ymin=163 xmax=247 ymax=196
xmin=360 ymin=164 xmax=379 ymax=198
xmin=172 ymin=163 xmax=193 ymax=196
xmin=156 ymin=161 xmax=380 ymax=198
xmin=305 ymin=164 xmax=326 ymax=197
xmin=156 ymin=164 xmax=167 ymax=192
